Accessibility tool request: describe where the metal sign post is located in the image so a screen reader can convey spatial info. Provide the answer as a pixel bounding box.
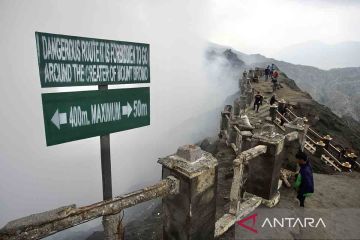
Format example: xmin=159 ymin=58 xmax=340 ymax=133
xmin=99 ymin=84 xmax=113 ymax=200
xmin=98 ymin=85 xmax=123 ymax=239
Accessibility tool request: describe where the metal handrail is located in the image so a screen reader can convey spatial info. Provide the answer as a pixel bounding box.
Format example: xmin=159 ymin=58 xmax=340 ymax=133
xmin=323 ymin=149 xmax=342 ymax=166
xmin=306 ymin=135 xmax=317 ymax=145
xmin=308 ymin=127 xmax=322 ymax=139
xmin=275 ymin=110 xmax=291 ymax=123
xmin=287 ymin=109 xmax=298 ymax=118
xmin=321 ymin=155 xmax=342 ymax=172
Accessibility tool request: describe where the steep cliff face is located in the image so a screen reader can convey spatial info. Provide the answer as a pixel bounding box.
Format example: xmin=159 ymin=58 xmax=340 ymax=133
xmin=272 ymin=64 xmax=360 ymax=122
xmin=271 ymin=73 xmax=360 ymax=152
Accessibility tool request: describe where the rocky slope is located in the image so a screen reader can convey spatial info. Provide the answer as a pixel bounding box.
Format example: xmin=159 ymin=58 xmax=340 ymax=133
xmin=207 ymin=43 xmax=360 ymax=122
xmin=206 ymin=44 xmax=360 ymax=152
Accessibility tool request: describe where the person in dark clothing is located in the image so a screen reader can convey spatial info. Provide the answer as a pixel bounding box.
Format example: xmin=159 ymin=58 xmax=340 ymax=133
xmin=294 ymin=151 xmax=314 ymax=207
xmin=270 ymin=94 xmax=277 ymax=105
xmin=280 ymin=106 xmax=289 ymax=126
xmin=265 ymin=66 xmax=270 ymax=81
xmin=271 ymin=71 xmax=279 ymax=92
xmin=253 ymin=92 xmax=263 ymax=112
xmin=277 ymin=100 xmax=288 ymax=126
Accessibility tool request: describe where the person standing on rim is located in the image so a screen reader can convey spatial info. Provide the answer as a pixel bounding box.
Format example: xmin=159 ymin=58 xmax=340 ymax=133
xmin=253 ymin=91 xmax=263 ymax=113
xmin=294 ymin=151 xmax=314 ymax=207
xmin=271 ymin=70 xmax=279 ymax=92
xmin=265 ymin=65 xmax=270 ymax=81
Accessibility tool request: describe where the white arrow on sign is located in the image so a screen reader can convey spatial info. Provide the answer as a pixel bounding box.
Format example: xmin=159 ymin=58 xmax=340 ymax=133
xmin=51 ymin=109 xmax=67 ymax=130
xmin=122 ymin=102 xmax=133 ymax=118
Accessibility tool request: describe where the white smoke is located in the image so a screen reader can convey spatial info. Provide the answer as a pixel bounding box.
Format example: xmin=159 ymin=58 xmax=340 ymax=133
xmin=0 ymin=0 xmax=239 ymax=238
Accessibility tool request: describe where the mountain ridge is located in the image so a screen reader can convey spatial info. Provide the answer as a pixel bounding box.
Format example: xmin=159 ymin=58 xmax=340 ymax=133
xmin=206 ymin=43 xmax=360 ymax=122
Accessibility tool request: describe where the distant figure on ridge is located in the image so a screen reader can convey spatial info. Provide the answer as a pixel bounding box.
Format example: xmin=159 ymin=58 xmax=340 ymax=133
xmin=271 ymin=63 xmax=276 ymax=72
xmin=265 ymin=65 xmax=270 ymax=81
xmin=243 ymin=69 xmax=248 ymax=78
xmin=294 ymin=151 xmax=314 ymax=207
xmin=271 ymin=70 xmax=279 ymax=92
xmin=253 ymin=91 xmax=263 ymax=113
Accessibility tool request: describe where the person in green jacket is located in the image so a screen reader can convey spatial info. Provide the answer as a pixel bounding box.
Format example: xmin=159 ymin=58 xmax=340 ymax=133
xmin=294 ymin=151 xmax=314 ymax=207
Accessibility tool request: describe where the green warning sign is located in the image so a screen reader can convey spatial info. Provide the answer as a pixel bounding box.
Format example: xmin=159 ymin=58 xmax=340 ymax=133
xmin=42 ymin=87 xmax=150 ymax=146
xmin=35 ymin=32 xmax=150 ymax=88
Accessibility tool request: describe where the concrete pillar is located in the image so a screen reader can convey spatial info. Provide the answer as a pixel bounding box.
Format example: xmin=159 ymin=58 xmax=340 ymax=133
xmin=240 ymin=131 xmax=253 ymax=151
xmin=228 ymin=126 xmax=237 ymax=144
xmin=235 ymin=132 xmax=243 ymax=153
xmin=233 ymin=98 xmax=241 ymax=118
xmin=246 ymin=89 xmax=253 ymax=106
xmin=103 ymin=213 xmax=123 ymax=240
xmin=159 ymin=145 xmax=218 ymax=240
xmin=220 ymin=112 xmax=230 ymax=131
xmin=245 ymin=134 xmax=285 ymax=200
xmin=239 ymin=95 xmax=247 ymax=112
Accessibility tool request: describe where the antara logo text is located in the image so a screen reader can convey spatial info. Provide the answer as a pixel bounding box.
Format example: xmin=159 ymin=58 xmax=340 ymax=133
xmin=237 ymin=213 xmax=326 ymax=234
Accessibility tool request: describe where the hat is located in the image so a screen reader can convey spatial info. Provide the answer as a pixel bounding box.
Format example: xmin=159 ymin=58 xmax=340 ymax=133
xmin=347 ymin=152 xmax=358 ymax=158
xmin=342 ymin=162 xmax=352 ymax=168
xmin=317 ymin=140 xmax=325 ymax=146
xmin=303 ymin=117 xmax=308 ymax=122
xmin=323 ymin=135 xmax=332 ymax=140
xmin=279 ymin=99 xmax=286 ymax=104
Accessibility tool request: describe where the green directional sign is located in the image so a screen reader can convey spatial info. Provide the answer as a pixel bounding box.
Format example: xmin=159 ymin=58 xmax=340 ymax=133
xmin=35 ymin=32 xmax=150 ymax=88
xmin=42 ymin=87 xmax=150 ymax=146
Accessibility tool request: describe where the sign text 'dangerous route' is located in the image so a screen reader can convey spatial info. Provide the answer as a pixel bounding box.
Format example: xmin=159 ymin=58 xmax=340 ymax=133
xmin=36 ymin=32 xmax=150 ymax=87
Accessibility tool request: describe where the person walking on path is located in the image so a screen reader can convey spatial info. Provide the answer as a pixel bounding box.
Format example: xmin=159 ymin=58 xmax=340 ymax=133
xmin=277 ymin=99 xmax=289 ymax=126
xmin=270 ymin=94 xmax=278 ymax=105
xmin=271 ymin=70 xmax=279 ymax=92
xmin=253 ymin=91 xmax=263 ymax=113
xmin=294 ymin=151 xmax=314 ymax=207
xmin=265 ymin=65 xmax=270 ymax=81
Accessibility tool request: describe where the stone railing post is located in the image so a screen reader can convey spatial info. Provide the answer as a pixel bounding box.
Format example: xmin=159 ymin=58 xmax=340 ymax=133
xmin=233 ymin=98 xmax=241 ymax=118
xmin=103 ymin=213 xmax=123 ymax=240
xmin=283 ymin=121 xmax=309 ymax=151
xmin=235 ymin=131 xmax=243 ymax=153
xmin=240 ymin=131 xmax=253 ymax=151
xmin=246 ymin=88 xmax=253 ymax=106
xmin=159 ymin=145 xmax=218 ymax=240
xmin=239 ymin=95 xmax=247 ymax=112
xmin=228 ymin=125 xmax=237 ymax=145
xmin=245 ymin=134 xmax=285 ymax=201
xmin=220 ymin=112 xmax=229 ymax=131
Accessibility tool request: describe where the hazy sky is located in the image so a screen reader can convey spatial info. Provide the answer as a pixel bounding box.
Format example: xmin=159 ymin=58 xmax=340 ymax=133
xmin=209 ymin=0 xmax=360 ymax=56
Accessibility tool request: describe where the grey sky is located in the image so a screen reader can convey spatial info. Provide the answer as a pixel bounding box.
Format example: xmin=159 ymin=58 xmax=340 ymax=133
xmin=208 ymin=0 xmax=360 ymax=56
